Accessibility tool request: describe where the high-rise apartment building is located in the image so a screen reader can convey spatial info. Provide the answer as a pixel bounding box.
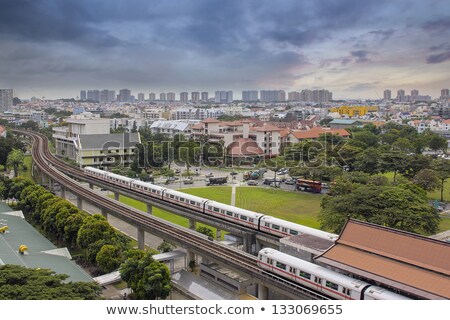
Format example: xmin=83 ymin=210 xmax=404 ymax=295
xmin=149 ymin=93 xmax=156 ymax=101
xmin=288 ymin=91 xmax=300 ymax=101
xmin=441 ymin=89 xmax=450 ymax=99
xmin=92 ymin=90 xmax=100 ymax=102
xmin=242 ymin=90 xmax=258 ymax=101
xmin=167 ymin=92 xmax=176 ymax=102
xmin=108 ymin=90 xmax=116 ymax=102
xmin=411 ymin=89 xmax=419 ymax=97
xmin=201 ymin=92 xmax=209 ymax=101
xmin=191 ymin=92 xmax=200 ymax=102
xmin=160 ymin=93 xmax=167 ymax=101
xmin=397 ymin=89 xmax=405 ymax=102
xmin=87 ymin=90 xmax=93 ymax=101
xmin=80 ymin=90 xmax=87 ymax=101
xmin=100 ymin=89 xmax=109 ymax=103
xmin=215 ymin=91 xmax=233 ymax=103
xmin=0 ymin=89 xmax=13 ymax=111
xmin=180 ymin=92 xmax=189 ymax=102
xmin=260 ymin=90 xmax=286 ymax=102
xmin=383 ymin=89 xmax=391 ymax=101
xmin=138 ymin=93 xmax=145 ymax=102
xmin=299 ymin=89 xmax=332 ymax=103
xmin=119 ymin=89 xmax=131 ymax=102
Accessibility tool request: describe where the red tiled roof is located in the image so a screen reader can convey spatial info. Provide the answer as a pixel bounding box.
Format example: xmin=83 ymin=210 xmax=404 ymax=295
xmin=191 ymin=123 xmax=204 ymax=130
xmin=202 ymin=118 xmax=220 ymax=123
xmin=291 ymin=127 xmax=350 ymax=139
xmin=315 ymin=219 xmax=450 ymax=300
xmin=226 ymin=138 xmax=264 ymax=156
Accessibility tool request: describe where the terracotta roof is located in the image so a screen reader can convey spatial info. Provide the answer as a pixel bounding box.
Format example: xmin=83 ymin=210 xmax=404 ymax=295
xmin=202 ymin=118 xmax=220 ymax=123
xmin=191 ymin=123 xmax=204 ymax=130
xmin=315 ymin=219 xmax=450 ymax=300
xmin=280 ymin=129 xmax=290 ymax=138
xmin=226 ymin=138 xmax=264 ymax=156
xmin=0 ymin=125 xmax=6 ymax=134
xmin=291 ymin=127 xmax=350 ymax=140
xmin=442 ymin=119 xmax=450 ymax=125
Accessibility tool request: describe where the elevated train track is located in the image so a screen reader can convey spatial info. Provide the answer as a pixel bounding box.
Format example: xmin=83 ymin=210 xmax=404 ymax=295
xmin=18 ymin=130 xmax=330 ymax=300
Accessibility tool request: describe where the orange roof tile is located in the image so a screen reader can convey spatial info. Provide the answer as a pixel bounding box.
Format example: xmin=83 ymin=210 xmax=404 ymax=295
xmin=202 ymin=118 xmax=220 ymax=123
xmin=250 ymin=124 xmax=283 ymax=132
xmin=226 ymin=138 xmax=264 ymax=156
xmin=291 ymin=127 xmax=350 ymax=140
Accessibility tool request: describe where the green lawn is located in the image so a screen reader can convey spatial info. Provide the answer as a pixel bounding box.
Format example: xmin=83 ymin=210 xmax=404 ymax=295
xmin=18 ymin=155 xmax=33 ymax=181
xmin=113 ymin=186 xmax=323 ymax=233
xmin=439 ymin=216 xmax=450 ymax=232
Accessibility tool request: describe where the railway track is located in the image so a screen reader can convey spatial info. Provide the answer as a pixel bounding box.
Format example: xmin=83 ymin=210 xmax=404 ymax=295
xmin=18 ymin=129 xmax=330 ymax=300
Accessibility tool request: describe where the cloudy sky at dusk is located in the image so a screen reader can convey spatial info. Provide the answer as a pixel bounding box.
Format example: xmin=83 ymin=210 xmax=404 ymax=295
xmin=0 ymin=0 xmax=449 ymax=100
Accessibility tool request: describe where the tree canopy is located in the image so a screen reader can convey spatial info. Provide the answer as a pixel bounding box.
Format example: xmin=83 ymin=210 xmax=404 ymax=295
xmin=0 ymin=265 xmax=102 ymax=300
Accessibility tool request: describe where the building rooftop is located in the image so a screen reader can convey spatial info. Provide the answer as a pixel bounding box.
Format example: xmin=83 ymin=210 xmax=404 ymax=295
xmin=79 ymin=132 xmax=140 ymax=149
xmin=0 ymin=205 xmax=92 ymax=283
xmin=227 ymin=138 xmax=264 ymax=156
xmin=291 ymin=127 xmax=350 ymax=140
xmin=315 ymin=219 xmax=450 ymax=300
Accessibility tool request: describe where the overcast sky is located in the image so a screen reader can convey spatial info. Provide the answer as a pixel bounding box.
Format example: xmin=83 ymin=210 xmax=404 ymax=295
xmin=0 ymin=0 xmax=449 ymax=100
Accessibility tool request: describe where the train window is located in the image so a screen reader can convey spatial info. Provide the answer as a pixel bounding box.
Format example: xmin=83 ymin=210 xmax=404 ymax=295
xmin=342 ymin=288 xmax=350 ymax=296
xmin=289 ymin=267 xmax=297 ymax=273
xmin=299 ymin=271 xmax=311 ymax=280
xmin=180 ymin=197 xmax=185 ymax=202
xmin=226 ymin=211 xmax=233 ymax=216
xmin=275 ymin=261 xmax=287 ymax=270
xmin=272 ymin=224 xmax=280 ymax=230
xmin=268 ymin=259 xmax=273 ymax=264
xmin=234 ymin=213 xmax=239 ymax=218
xmin=289 ymin=230 xmax=299 ymax=236
xmin=221 ymin=210 xmax=225 ymax=214
xmin=213 ymin=207 xmax=220 ymax=212
xmin=265 ymin=222 xmax=270 ymax=227
xmin=208 ymin=206 xmax=213 ymax=210
xmin=325 ymin=281 xmax=339 ymax=291
xmin=240 ymin=215 xmax=247 ymax=221
xmin=282 ymin=227 xmax=287 ymax=232
xmin=151 ymin=189 xmax=156 ymax=193
xmin=249 ymin=218 xmax=254 ymax=223
xmin=190 ymin=201 xmax=195 ymax=205
xmin=170 ymin=195 xmax=174 ymax=199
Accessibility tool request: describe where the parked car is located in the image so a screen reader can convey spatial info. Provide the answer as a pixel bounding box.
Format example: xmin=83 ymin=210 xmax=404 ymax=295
xmin=175 ymin=169 xmax=181 ymax=174
xmin=277 ymin=168 xmax=288 ymax=175
xmin=247 ymin=180 xmax=258 ymax=186
xmin=183 ymin=177 xmax=194 ymax=184
xmin=284 ymin=178 xmax=295 ymax=185
xmin=270 ymin=181 xmax=281 ymax=188
xmin=205 ymin=172 xmax=214 ymax=178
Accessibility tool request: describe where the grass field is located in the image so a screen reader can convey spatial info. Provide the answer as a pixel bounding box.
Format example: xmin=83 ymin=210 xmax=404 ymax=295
xmin=18 ymin=155 xmax=33 ymax=181
xmin=113 ymin=186 xmax=323 ymax=234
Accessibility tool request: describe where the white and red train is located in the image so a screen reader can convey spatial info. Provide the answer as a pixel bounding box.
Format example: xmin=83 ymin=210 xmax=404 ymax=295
xmin=84 ymin=167 xmax=411 ymax=300
xmin=257 ymin=248 xmax=411 ymax=300
xmin=84 ymin=167 xmax=338 ymax=241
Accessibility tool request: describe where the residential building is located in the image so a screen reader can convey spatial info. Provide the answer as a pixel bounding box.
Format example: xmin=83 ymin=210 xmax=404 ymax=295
xmin=329 ymin=119 xmax=364 ymax=129
xmin=260 ymin=90 xmax=285 ymax=102
xmin=411 ymin=89 xmax=419 ymax=97
xmin=441 ymin=89 xmax=449 ymax=99
xmin=288 ymin=91 xmax=300 ymax=101
xmin=180 ymin=92 xmax=189 ymax=102
xmin=160 ymin=93 xmax=167 ymax=101
xmin=201 ymin=92 xmax=209 ymax=101
xmin=0 ymin=89 xmax=13 ymax=111
xmin=92 ymin=90 xmax=100 ymax=102
xmin=282 ymin=127 xmax=350 ymax=145
xmin=149 ymin=120 xmax=193 ymax=137
xmin=397 ymin=89 xmax=405 ymax=102
xmin=191 ymin=92 xmax=200 ymax=102
xmin=0 ymin=125 xmax=7 ymax=138
xmin=167 ymin=92 xmax=176 ymax=102
xmin=299 ymin=89 xmax=332 ymax=103
xmin=383 ymin=89 xmax=391 ymax=101
xmin=143 ymin=108 xmax=164 ymax=120
xmin=138 ymin=93 xmax=145 ymax=102
xmin=149 ymin=92 xmax=156 ymax=101
xmin=80 ymin=90 xmax=87 ymax=101
xmin=100 ymin=89 xmax=109 ymax=103
xmin=119 ymin=89 xmax=131 ymax=102
xmin=108 ymin=90 xmax=116 ymax=102
xmin=242 ymin=90 xmax=258 ymax=102
xmin=215 ymin=91 xmax=233 ymax=103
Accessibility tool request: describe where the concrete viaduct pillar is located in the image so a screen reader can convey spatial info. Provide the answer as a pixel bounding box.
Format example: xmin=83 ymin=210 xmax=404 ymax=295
xmin=137 ymin=228 xmax=145 ymax=250
xmin=101 ymin=209 xmax=108 ymax=219
xmin=189 ymin=219 xmax=196 ymax=230
xmin=89 ymin=183 xmax=93 ymax=189
xmin=76 ymin=197 xmax=83 ymax=210
xmin=257 ymin=283 xmax=269 ymax=300
xmin=114 ymin=192 xmax=120 ymax=201
xmin=146 ymin=203 xmax=152 ymax=215
xmin=216 ymin=229 xmax=222 ymax=240
xmin=60 ymin=187 xmax=66 ymax=199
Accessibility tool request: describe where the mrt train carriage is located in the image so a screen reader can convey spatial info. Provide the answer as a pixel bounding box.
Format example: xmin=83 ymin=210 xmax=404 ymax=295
xmin=259 ymin=216 xmax=338 ymax=241
xmin=163 ymin=188 xmax=208 ymax=211
xmin=130 ymin=179 xmax=166 ymax=199
xmin=257 ymin=248 xmax=411 ymax=300
xmin=204 ymin=200 xmax=263 ymax=230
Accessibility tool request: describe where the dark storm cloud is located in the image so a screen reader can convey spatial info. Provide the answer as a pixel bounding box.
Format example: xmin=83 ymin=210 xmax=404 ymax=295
xmin=426 ymin=50 xmax=450 ymax=64
xmin=422 ymin=17 xmax=450 ymax=33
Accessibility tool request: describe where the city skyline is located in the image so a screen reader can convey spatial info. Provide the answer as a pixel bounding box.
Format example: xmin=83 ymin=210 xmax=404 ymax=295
xmin=0 ymin=0 xmax=449 ymax=100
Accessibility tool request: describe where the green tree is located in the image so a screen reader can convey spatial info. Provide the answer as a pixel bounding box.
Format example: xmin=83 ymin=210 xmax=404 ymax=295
xmin=6 ymin=149 xmax=25 ymax=177
xmin=196 ymin=226 xmax=215 ymax=238
xmin=0 ymin=265 xmax=102 ymax=300
xmin=412 ymin=169 xmax=440 ymax=191
xmin=352 ymin=131 xmax=379 ymax=148
xmin=96 ymin=244 xmax=124 ymax=273
xmin=431 ymin=158 xmax=450 ymax=201
xmin=120 ymin=251 xmax=172 ymax=300
xmin=428 ymin=134 xmax=447 ymax=154
xmin=319 ymin=184 xmax=440 ymax=235
xmin=157 ymin=240 xmax=176 ymax=253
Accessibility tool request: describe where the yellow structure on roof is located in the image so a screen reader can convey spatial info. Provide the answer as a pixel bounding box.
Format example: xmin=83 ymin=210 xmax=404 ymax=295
xmin=329 ymin=106 xmax=378 ymax=117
